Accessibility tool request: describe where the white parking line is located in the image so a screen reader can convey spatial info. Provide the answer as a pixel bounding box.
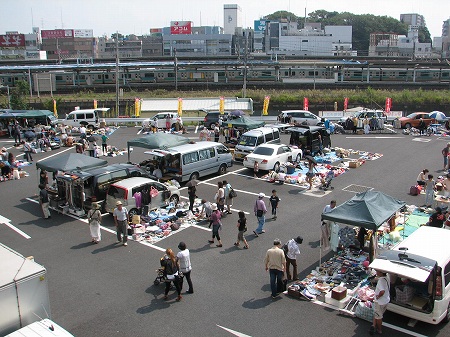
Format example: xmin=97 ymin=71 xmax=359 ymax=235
xmin=346 ymin=136 xmax=404 ymax=139
xmin=0 ymin=214 xmax=31 ymax=239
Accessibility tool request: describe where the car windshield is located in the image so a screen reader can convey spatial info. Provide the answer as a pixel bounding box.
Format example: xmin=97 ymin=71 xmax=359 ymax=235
xmin=253 ymin=147 xmax=274 ymax=156
xmin=238 ymin=135 xmax=256 ymax=146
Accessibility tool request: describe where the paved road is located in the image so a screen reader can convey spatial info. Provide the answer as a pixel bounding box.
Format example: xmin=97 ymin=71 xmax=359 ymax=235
xmin=1 ymin=127 xmax=449 ymax=337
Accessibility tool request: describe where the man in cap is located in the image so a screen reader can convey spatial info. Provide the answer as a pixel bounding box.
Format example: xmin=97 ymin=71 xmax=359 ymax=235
xmin=285 ymin=236 xmax=303 ymax=281
xmin=113 ymin=201 xmax=129 ymax=246
xmin=253 ymin=192 xmax=267 ymax=236
xmin=264 ymin=238 xmax=286 ymax=299
xmin=177 ymin=242 xmax=193 ymax=294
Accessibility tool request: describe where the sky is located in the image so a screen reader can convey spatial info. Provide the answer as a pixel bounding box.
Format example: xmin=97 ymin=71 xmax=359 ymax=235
xmin=0 ymin=0 xmax=448 ymax=39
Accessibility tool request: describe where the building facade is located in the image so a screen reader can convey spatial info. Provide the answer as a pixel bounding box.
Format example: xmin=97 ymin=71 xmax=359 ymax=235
xmin=223 ymin=4 xmax=242 ymax=35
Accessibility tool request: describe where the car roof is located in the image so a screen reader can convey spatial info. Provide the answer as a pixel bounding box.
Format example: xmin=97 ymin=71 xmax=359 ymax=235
xmin=111 ymin=177 xmax=158 ymax=188
xmin=282 ymin=110 xmax=310 ymax=114
xmin=392 ymin=226 xmax=450 ymax=267
xmin=242 ymin=127 xmax=279 ymax=135
xmin=254 ymin=143 xmax=287 ymax=150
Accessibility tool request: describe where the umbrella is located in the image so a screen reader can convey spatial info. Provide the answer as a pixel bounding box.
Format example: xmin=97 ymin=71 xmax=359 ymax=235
xmin=429 ymin=111 xmax=447 ymax=121
xmin=186 ymin=179 xmax=200 ymax=187
xmin=304 ymin=155 xmax=317 ymax=164
xmin=230 ymin=110 xmax=245 ymax=117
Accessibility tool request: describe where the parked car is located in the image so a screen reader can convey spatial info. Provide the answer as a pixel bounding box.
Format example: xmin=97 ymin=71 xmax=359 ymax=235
xmin=234 ymin=127 xmax=281 ymax=161
xmin=243 ymin=144 xmax=303 ymax=172
xmin=286 ymin=126 xmax=331 ymax=156
xmin=279 ymin=110 xmax=322 ymax=126
xmin=68 ymin=163 xmax=152 ymax=210
xmin=142 ymin=112 xmax=183 ymax=130
xmin=399 ymin=112 xmax=436 ymax=129
xmin=339 ymin=110 xmax=386 ymax=125
xmin=201 ymin=111 xmax=243 ymax=129
xmin=105 ymin=177 xmax=180 ymax=218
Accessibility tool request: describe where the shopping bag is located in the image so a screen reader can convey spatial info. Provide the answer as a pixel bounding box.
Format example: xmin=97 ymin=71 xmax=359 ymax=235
xmin=150 ymin=186 xmax=159 ymax=198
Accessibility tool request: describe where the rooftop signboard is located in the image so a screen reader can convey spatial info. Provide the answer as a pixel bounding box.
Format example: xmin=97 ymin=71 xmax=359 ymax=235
xmin=170 ymin=21 xmax=192 ymax=35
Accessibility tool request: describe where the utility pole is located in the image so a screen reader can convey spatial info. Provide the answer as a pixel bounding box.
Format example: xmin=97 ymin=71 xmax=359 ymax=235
xmin=242 ymin=32 xmax=248 ymax=98
xmin=174 ymin=48 xmax=178 ymax=91
xmin=115 ymin=32 xmax=120 ymax=117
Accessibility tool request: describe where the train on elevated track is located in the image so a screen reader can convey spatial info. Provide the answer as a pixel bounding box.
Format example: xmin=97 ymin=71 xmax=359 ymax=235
xmin=1 ymin=59 xmax=449 ymax=91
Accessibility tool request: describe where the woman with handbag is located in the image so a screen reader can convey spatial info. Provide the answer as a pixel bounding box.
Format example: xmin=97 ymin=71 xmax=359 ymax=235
xmin=160 ymin=248 xmax=182 ymax=301
xmin=208 ymin=204 xmax=223 ymax=247
xmin=87 ymin=202 xmax=102 ymax=244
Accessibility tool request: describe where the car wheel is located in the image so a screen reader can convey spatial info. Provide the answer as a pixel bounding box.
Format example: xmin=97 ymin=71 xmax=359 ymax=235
xmin=273 ymin=162 xmax=280 ymax=172
xmin=169 ymin=194 xmax=179 ymax=205
xmin=218 ymin=164 xmax=227 ymax=175
xmin=209 ymin=123 xmax=215 ymax=129
xmin=189 ymin=172 xmax=199 ymax=181
xmin=405 ymin=123 xmax=411 ymax=129
xmin=128 ymin=208 xmax=139 ymax=220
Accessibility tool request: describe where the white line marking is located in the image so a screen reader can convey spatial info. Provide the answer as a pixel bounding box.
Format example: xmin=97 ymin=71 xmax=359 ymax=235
xmin=0 ymin=214 xmax=31 ymax=239
xmin=216 ymin=325 xmax=252 ymax=337
xmin=191 ymin=223 xmax=211 ymax=231
xmin=345 ymin=136 xmax=404 ymax=139
xmin=412 ymin=138 xmax=431 ymax=142
xmin=36 ymin=146 xmax=74 ymax=162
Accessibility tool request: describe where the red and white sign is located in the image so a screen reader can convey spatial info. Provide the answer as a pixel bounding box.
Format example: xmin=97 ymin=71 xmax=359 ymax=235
xmin=303 ymin=97 xmax=309 ymax=111
xmin=170 ymin=21 xmax=192 ymax=35
xmin=385 ymin=97 xmax=392 ymax=113
xmin=0 ymin=34 xmax=25 ymax=48
xmin=344 ymin=97 xmax=349 ymax=111
xmin=41 ymin=29 xmax=74 ymax=39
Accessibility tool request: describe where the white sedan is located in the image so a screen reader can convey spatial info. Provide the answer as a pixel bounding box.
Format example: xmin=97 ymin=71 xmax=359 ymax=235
xmin=243 ymin=144 xmax=303 ymax=172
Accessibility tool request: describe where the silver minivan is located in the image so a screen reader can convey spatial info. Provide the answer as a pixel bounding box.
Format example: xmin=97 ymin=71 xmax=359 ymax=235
xmin=143 ymin=141 xmax=233 ymax=182
xmin=234 ymin=127 xmax=280 ymax=161
xmin=370 ymin=226 xmax=450 ymax=325
xmin=63 ymin=108 xmax=109 ymax=129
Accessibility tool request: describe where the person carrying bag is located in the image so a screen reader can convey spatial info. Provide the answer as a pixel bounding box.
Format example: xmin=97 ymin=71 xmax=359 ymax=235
xmin=160 ymin=248 xmax=183 ymax=301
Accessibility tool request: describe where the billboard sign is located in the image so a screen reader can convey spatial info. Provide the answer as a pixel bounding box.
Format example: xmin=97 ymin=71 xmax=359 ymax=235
xmin=254 ymin=20 xmax=267 ymax=33
xmin=74 ymin=29 xmax=93 ymax=38
xmin=170 ymin=21 xmax=192 ymax=35
xmin=41 ymin=29 xmax=74 ymax=39
xmin=0 ymin=34 xmax=25 ymax=48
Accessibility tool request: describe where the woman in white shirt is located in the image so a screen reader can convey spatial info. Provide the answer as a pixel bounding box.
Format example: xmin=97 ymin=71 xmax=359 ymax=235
xmin=177 ymin=242 xmax=193 ymax=294
xmin=416 ymin=169 xmax=429 ymax=186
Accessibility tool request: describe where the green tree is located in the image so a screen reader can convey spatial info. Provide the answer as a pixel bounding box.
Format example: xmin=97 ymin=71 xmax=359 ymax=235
xmin=265 ymin=11 xmax=298 ymax=22
xmin=9 ymin=80 xmax=29 ymax=110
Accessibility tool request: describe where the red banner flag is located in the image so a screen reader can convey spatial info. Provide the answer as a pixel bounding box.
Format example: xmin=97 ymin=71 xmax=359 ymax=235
xmin=303 ymin=97 xmax=309 ymax=111
xmin=385 ymin=97 xmax=392 ymax=113
xmin=344 ymin=97 xmax=349 ymax=111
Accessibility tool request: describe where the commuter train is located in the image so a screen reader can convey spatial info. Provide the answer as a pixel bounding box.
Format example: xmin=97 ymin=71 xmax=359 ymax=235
xmin=1 ymin=64 xmax=449 ymax=90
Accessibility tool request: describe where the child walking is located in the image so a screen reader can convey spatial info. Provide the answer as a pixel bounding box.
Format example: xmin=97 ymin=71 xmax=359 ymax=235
xmin=424 ymin=174 xmax=436 ymax=208
xmin=234 ymin=211 xmax=249 ymax=249
xmin=269 ymin=189 xmax=280 ymax=220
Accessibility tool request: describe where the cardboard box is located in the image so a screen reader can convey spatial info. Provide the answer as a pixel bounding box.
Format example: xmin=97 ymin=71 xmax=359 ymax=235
xmin=331 ymin=286 xmax=347 ymax=300
xmin=325 ymin=291 xmax=351 ymax=308
xmin=131 ymin=215 xmax=141 ymax=224
xmin=349 ymin=161 xmax=360 ymax=168
xmin=357 ymin=129 xmax=364 ymax=135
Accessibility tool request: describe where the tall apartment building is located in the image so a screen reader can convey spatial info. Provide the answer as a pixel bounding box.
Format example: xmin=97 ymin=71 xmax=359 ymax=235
xmin=400 ymin=14 xmax=426 ymax=28
xmin=223 ymin=4 xmax=242 ymax=35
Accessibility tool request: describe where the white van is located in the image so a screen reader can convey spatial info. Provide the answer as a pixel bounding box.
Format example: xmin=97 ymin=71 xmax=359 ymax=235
xmin=63 ymin=108 xmax=109 ymax=129
xmin=105 ymin=177 xmax=180 ymax=217
xmin=234 ymin=127 xmax=280 ymax=161
xmin=370 ymin=226 xmax=450 ymax=324
xmin=142 ymin=141 xmax=233 ymax=182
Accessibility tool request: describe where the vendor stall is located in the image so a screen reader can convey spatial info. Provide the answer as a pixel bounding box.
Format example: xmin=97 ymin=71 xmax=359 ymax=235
xmin=285 ymin=191 xmax=407 ymax=318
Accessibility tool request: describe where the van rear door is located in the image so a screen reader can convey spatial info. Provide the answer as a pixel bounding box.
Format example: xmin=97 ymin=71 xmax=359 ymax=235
xmin=370 ymin=250 xmax=437 ymax=282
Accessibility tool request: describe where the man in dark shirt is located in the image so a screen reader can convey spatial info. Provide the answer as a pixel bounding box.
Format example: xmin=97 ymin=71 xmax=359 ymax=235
xmin=39 ymin=184 xmax=51 ymax=219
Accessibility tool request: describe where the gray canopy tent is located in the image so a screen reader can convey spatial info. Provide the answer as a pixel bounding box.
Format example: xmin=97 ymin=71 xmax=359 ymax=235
xmin=320 ymin=190 xmax=406 ymax=262
xmin=36 ymin=153 xmax=107 ymax=172
xmin=126 ymin=133 xmax=190 ymax=162
xmin=321 ymin=190 xmax=406 ymax=231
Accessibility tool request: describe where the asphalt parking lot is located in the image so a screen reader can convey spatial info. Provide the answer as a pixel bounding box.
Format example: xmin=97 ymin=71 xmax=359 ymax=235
xmin=1 ymin=126 xmax=449 ymax=337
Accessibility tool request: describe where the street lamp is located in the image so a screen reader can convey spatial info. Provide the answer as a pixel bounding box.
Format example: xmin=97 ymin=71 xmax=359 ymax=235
xmin=0 ymin=85 xmax=11 ymax=109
